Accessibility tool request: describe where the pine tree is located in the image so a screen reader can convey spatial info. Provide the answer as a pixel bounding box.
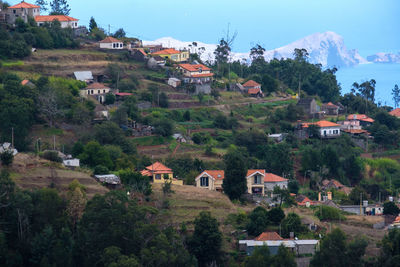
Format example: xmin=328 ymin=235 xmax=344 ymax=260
xmin=392 ymin=84 xmax=400 ymax=108
xmin=89 ymin=17 xmax=97 ymax=32
xmin=35 ymin=0 xmax=48 ymax=11
xmin=49 ymin=0 xmax=70 ymax=15
xmin=222 ymin=149 xmax=247 ymax=200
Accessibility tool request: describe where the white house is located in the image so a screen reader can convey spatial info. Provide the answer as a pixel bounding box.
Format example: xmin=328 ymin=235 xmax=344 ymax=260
xmin=35 ymin=15 xmax=79 ymax=28
xmin=302 ymin=120 xmax=341 ymax=138
xmin=264 ymin=173 xmax=288 ymax=196
xmin=80 ymin=83 xmax=111 ymax=104
xmin=99 ymin=36 xmax=123 ymax=49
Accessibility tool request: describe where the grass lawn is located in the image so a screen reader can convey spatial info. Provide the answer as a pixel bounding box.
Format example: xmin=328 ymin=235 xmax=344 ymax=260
xmin=131 ymin=135 xmax=172 ymax=146
xmin=2 ymin=60 xmax=24 ymax=67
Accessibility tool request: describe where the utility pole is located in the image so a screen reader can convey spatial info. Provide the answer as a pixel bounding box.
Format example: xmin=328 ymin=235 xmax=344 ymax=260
xmin=360 ymin=193 xmax=362 ymax=216
xmin=11 ymin=127 xmax=14 ymax=148
xmin=108 ymin=24 xmax=111 ymax=36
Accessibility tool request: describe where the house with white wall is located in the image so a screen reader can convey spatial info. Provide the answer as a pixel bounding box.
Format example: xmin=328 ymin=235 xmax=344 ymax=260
xmin=80 ymin=83 xmax=111 ymax=104
xmin=35 ymin=15 xmax=79 ymax=28
xmin=302 ymin=120 xmax=341 ymax=138
xmin=99 ymin=37 xmax=124 ymax=49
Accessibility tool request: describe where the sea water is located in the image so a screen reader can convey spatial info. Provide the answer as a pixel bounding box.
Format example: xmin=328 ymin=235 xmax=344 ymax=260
xmin=336 ymin=63 xmax=400 ymax=107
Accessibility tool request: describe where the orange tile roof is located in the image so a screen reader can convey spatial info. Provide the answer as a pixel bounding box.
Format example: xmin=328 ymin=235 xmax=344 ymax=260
xmin=347 ymin=114 xmax=374 ymax=123
xmin=99 ymin=36 xmax=122 ymax=44
xmin=264 ymin=173 xmax=288 ymax=182
xmin=179 ymin=64 xmax=211 ymax=72
xmin=342 ymin=129 xmax=369 ymax=134
xmin=323 ymin=102 xmax=339 ymax=108
xmin=248 ymin=88 xmax=261 ymax=95
xmin=142 ymin=162 xmax=173 ymax=175
xmin=200 ymin=170 xmax=225 ymax=180
xmin=247 ymin=169 xmax=266 ymax=177
xmin=34 ymin=15 xmax=78 ymax=22
xmin=8 ymin=1 xmax=39 ymax=9
xmin=390 ymin=108 xmax=400 ymax=118
xmin=21 ymin=79 xmax=30 ymax=86
xmin=152 ymin=48 xmax=181 ymax=55
xmin=86 ymin=83 xmax=110 ymax=89
xmin=243 ymin=80 xmax=261 ymax=87
xmin=296 ymin=195 xmax=313 ymax=206
xmin=302 ymin=120 xmax=340 ymax=128
xmin=255 ymin=232 xmax=283 ymax=241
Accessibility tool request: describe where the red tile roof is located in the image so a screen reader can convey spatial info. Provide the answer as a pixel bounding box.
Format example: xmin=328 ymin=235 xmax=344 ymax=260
xmin=141 ymin=162 xmax=173 ymax=176
xmin=255 ymin=232 xmax=283 ymax=241
xmin=264 ymin=173 xmax=288 ymax=182
xmin=34 ymin=15 xmax=78 ymax=22
xmin=243 ymin=80 xmax=261 ymax=87
xmin=99 ymin=36 xmax=122 ymax=44
xmin=86 ymin=83 xmax=110 ymax=89
xmin=302 ymin=120 xmax=340 ymax=128
xmin=323 ymin=102 xmax=339 ymax=108
xmin=247 ymin=169 xmax=266 ymax=177
xmin=179 ymin=64 xmax=211 ymax=72
xmin=152 ymin=48 xmax=181 ymax=55
xmin=296 ymin=195 xmax=314 ymax=206
xmin=115 ymin=92 xmax=133 ymax=96
xmin=200 ymin=170 xmax=225 ymax=180
xmin=390 ymin=108 xmax=400 ymax=118
xmin=347 ymin=114 xmax=374 ymax=123
xmin=248 ymin=88 xmax=261 ymax=95
xmin=21 ymin=79 xmax=30 ymax=86
xmin=8 ymin=1 xmax=39 ymax=9
xmin=191 ymin=73 xmax=214 ymax=78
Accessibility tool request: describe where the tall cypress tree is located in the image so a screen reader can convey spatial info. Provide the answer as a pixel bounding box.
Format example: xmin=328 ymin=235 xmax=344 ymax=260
xmin=222 ymin=149 xmax=247 ymax=200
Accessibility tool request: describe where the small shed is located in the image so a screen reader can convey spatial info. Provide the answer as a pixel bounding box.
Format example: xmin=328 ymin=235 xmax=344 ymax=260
xmin=63 ymin=158 xmax=80 ymax=168
xmin=168 ymin=78 xmax=181 ymax=88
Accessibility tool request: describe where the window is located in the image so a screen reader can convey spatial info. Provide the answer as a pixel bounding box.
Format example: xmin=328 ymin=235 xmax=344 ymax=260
xmin=91 ymin=90 xmax=94 ymax=94
xmin=103 ymin=89 xmax=106 ymax=93
xmin=155 ymin=174 xmax=161 ymax=180
xmin=97 ymin=90 xmax=100 ymax=94
xmin=254 ymin=175 xmax=262 ymax=184
xmin=87 ymin=90 xmax=90 ymax=95
xmin=200 ymin=177 xmax=209 ymax=187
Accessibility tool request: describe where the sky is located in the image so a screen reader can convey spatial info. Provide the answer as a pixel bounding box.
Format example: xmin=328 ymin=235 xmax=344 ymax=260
xmin=8 ymin=0 xmax=400 ymax=56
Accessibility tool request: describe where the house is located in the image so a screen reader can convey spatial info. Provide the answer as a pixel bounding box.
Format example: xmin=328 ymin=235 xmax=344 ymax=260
xmin=140 ymin=162 xmax=183 ymax=185
xmin=99 ymin=36 xmax=123 ymax=49
xmin=178 ymin=63 xmax=213 ymax=84
xmin=339 ymin=201 xmax=383 ymax=216
xmin=296 ymin=195 xmax=316 ymax=207
xmin=80 ymin=83 xmax=111 ymax=103
xmin=231 ymin=83 xmax=246 ymax=93
xmin=195 ymin=170 xmax=224 ymax=192
xmin=322 ymin=102 xmax=339 ymax=115
xmin=168 ymin=78 xmax=181 ymax=88
xmin=321 ymin=179 xmax=352 ymax=195
xmin=35 ymin=15 xmax=78 ymax=28
xmin=297 ymin=98 xmax=318 ymax=116
xmin=239 ymin=239 xmax=319 ymax=256
xmin=301 ymin=120 xmax=341 ymax=138
xmin=347 ymin=114 xmax=374 ymax=127
xmin=268 ymin=133 xmax=286 ymax=143
xmin=246 ymin=169 xmax=266 ymax=195
xmin=95 ymin=174 xmax=121 ymax=185
xmin=242 ymin=80 xmax=263 ymax=97
xmin=144 ymin=44 xmax=163 ymax=53
xmin=255 ymin=232 xmax=284 ymax=241
xmin=130 ymin=49 xmax=148 ymax=62
xmin=115 ymin=92 xmax=133 ymax=101
xmin=172 ymin=133 xmax=186 ymax=143
xmin=5 ymin=1 xmax=40 ymax=24
xmin=152 ymin=48 xmax=189 ymax=62
xmin=264 ymin=173 xmax=289 ymax=196
xmin=389 ymin=108 xmax=400 ymax=118
xmin=74 ymin=71 xmax=93 ymax=83
xmin=153 ymin=56 xmax=166 ymax=65
xmin=21 ymin=79 xmax=35 ymax=88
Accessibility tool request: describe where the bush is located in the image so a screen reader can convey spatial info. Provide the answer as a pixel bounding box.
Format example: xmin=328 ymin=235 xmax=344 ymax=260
xmin=315 ymin=206 xmax=345 ymax=221
xmin=94 ymin=165 xmax=109 ymax=175
xmin=41 ymin=151 xmax=62 ymax=163
xmin=0 ymin=150 xmax=14 ymax=166
xmin=383 ymin=201 xmax=400 ymax=216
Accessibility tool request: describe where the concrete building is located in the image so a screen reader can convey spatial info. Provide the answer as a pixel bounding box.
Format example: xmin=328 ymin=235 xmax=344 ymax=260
xmin=195 ymin=170 xmax=224 ymax=192
xmin=80 ymin=83 xmax=111 ymax=104
xmin=99 ymin=36 xmax=123 ymax=49
xmin=239 ymin=239 xmax=319 ymax=256
xmin=5 ymin=1 xmax=40 ymax=24
xmin=301 ymin=120 xmax=341 ymax=138
xmin=297 ymin=98 xmax=318 ymax=116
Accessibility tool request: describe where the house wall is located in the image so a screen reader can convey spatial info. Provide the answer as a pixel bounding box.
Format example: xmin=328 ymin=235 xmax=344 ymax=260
xmin=196 ymin=174 xmax=214 ymax=190
xmin=37 ymin=20 xmax=78 ymax=28
xmin=297 ymin=244 xmax=318 ymax=255
xmin=152 ymin=173 xmax=174 ymax=184
xmin=264 ymin=181 xmax=288 ymax=192
xmin=320 ymin=126 xmax=341 ymax=138
xmin=246 ymin=175 xmax=265 ymax=195
xmin=80 ymin=88 xmax=110 ymax=97
xmin=100 ymin=42 xmax=124 ymax=49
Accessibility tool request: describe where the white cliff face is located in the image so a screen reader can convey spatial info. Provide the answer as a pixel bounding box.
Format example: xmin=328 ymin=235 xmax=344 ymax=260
xmin=144 ymin=31 xmax=367 ymax=68
xmin=367 ymin=52 xmax=400 ymax=63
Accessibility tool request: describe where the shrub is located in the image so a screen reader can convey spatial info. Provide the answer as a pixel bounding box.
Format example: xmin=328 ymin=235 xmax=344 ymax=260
xmin=315 ymin=206 xmax=345 ymax=221
xmin=94 ymin=165 xmax=109 ymax=175
xmin=0 ymin=150 xmax=14 ymax=166
xmin=42 ymin=151 xmax=62 ymax=163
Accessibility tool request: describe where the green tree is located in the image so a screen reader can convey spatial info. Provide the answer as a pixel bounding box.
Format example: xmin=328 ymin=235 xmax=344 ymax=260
xmin=281 ymin=212 xmax=306 ymax=238
xmin=392 ymin=84 xmax=400 ymax=108
xmin=222 ymin=149 xmax=247 ymax=200
xmin=49 ymin=0 xmax=70 ymax=15
xmin=78 ymin=141 xmax=113 ymax=169
xmin=246 ymin=206 xmax=270 ymax=236
xmin=379 ymin=228 xmax=400 ymax=266
xmin=268 ymin=207 xmax=285 ymax=225
xmin=153 ymin=119 xmax=173 ymax=137
xmin=383 ymin=201 xmax=400 ymax=216
xmin=113 ymin=28 xmax=126 ymax=38
xmin=244 ymin=246 xmax=271 ymax=267
xmin=183 ymin=110 xmax=191 ymax=121
xmin=158 ymin=92 xmax=169 ymax=108
xmin=35 ymin=0 xmax=48 ymax=11
xmin=188 ymin=211 xmax=222 ymax=266
xmin=89 ymin=17 xmax=97 ymax=32
xmin=105 ymin=93 xmax=115 ymax=105
xmin=272 ymin=245 xmax=296 ymax=267
xmin=0 ymin=150 xmax=14 ymax=166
